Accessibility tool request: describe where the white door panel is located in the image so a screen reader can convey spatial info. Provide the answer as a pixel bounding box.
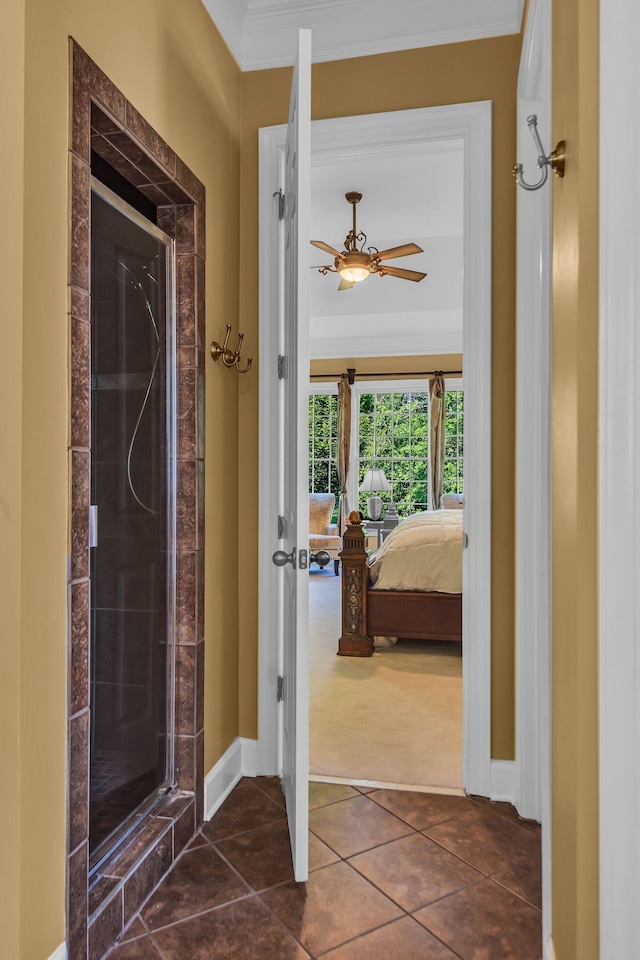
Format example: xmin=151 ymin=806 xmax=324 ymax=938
xmin=278 ymin=28 xmax=311 ymax=882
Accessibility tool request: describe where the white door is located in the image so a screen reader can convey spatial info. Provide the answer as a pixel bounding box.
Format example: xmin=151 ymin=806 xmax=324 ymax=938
xmin=272 ymin=28 xmax=312 ymax=882
xmin=515 ymin=0 xmax=551 ymax=949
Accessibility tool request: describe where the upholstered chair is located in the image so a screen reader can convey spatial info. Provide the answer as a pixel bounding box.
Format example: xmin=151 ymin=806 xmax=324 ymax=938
xmin=309 ymin=493 xmax=341 ymax=575
xmin=440 ymin=493 xmax=465 ymax=509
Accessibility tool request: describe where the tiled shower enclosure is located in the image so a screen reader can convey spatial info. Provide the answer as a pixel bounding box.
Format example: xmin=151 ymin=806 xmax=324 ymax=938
xmin=68 ymin=41 xmax=205 ymax=960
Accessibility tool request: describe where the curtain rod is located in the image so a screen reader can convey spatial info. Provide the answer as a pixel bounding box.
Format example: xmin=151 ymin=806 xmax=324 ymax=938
xmin=310 ymin=369 xmax=463 ymax=383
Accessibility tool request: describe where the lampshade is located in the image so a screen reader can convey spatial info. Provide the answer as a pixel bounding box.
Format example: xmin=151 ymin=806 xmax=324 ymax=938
xmin=359 ymin=468 xmax=392 ymax=493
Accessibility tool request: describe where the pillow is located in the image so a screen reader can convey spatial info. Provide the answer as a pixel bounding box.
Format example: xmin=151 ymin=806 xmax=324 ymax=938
xmin=440 ymin=493 xmax=464 ymax=510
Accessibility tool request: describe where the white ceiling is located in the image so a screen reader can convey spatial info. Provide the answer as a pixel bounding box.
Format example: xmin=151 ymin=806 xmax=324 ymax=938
xmin=201 ymin=0 xmax=492 ymax=358
xmin=309 ymin=141 xmax=464 ymax=359
xmin=203 ymin=0 xmax=525 ymax=70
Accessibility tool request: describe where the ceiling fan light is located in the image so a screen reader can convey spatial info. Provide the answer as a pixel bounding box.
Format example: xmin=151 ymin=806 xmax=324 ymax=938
xmin=338 ymin=264 xmax=370 ymax=283
xmin=337 ymin=250 xmax=371 ymax=284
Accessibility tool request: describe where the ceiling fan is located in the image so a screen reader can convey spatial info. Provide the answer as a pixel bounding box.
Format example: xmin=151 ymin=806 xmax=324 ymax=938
xmin=311 ymin=191 xmax=427 ymax=291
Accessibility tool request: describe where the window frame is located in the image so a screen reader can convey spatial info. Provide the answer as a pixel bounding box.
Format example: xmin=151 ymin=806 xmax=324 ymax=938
xmin=442 ymin=377 xmax=464 ymax=500
xmin=308 ymin=383 xmax=341 ymax=508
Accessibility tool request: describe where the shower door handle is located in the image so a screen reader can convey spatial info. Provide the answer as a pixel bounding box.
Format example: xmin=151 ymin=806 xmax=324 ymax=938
xmin=89 ymin=505 xmax=98 ymax=548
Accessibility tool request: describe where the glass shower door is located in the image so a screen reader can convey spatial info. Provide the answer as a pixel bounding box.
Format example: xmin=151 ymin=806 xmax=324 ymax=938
xmin=89 ymin=183 xmax=176 ymax=870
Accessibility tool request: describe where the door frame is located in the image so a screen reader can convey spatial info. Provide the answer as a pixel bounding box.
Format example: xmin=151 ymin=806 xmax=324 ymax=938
xmin=599 ymin=0 xmax=640 ymax=953
xmin=257 ymin=102 xmax=493 ymax=799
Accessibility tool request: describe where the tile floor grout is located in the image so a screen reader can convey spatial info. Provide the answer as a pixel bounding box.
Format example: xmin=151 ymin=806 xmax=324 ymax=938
xmin=107 ymin=777 xmax=542 ymax=960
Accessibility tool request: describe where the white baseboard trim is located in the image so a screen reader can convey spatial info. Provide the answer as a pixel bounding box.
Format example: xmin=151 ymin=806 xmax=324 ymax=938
xmin=48 ymin=943 xmax=67 ymax=960
xmin=203 ymin=737 xmax=259 ymax=821
xmin=490 ymin=759 xmax=517 ymax=804
xmin=544 ymin=936 xmax=556 ymax=960
xmin=240 ymin=737 xmax=258 ymax=778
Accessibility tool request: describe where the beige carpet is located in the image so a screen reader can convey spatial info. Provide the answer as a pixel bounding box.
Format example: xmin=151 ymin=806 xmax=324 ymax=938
xmin=309 ymin=569 xmax=463 ymax=790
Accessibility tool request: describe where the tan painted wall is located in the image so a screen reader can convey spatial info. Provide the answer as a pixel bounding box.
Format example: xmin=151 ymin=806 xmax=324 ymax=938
xmin=13 ymin=3 xmax=241 ymax=956
xmin=551 ymin=0 xmax=600 ymax=955
xmin=0 ymin=2 xmax=26 ymax=956
xmin=239 ymin=37 xmax=521 ymax=759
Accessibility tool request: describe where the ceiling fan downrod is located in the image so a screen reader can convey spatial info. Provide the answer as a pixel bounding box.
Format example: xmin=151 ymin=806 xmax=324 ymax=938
xmin=344 ymin=191 xmax=364 ymax=251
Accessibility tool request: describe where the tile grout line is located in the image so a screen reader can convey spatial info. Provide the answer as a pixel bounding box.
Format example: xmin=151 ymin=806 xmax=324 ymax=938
xmin=490 ymin=874 xmax=543 ymax=912
xmin=112 ymin=837 xmax=254 ymax=945
xmin=142 ymin=888 xmax=259 ymax=937
xmin=420 ymin=825 xmax=537 ymax=878
xmin=199 ymin=811 xmax=287 ymax=845
xmin=344 ymin=844 xmax=484 ymax=917
xmin=252 ymin=889 xmax=315 ymax=957
xmin=109 ymin=784 xmax=541 ymax=957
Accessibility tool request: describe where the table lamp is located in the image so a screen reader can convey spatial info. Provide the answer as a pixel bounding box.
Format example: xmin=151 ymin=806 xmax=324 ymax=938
xmin=359 ymin=468 xmax=392 ymax=521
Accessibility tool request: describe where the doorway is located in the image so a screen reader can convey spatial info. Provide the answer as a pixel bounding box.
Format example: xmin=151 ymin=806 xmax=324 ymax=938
xmin=307 ymin=375 xmax=465 ymax=791
xmin=257 ymin=101 xmax=493 ymax=799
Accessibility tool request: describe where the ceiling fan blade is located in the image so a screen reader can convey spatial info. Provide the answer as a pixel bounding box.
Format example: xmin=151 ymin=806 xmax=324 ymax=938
xmin=374 ymin=242 xmax=424 ymax=261
xmin=311 ymin=239 xmax=343 ymax=258
xmin=338 ymin=278 xmax=355 ymax=291
xmin=377 ymin=264 xmax=427 ymax=282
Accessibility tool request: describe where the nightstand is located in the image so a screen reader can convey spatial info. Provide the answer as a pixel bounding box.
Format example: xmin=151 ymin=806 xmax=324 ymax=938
xmin=362 ymin=522 xmax=384 ymax=550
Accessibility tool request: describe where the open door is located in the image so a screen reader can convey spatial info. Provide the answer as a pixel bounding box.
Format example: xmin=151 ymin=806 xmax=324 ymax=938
xmin=271 ymin=28 xmax=312 ymax=882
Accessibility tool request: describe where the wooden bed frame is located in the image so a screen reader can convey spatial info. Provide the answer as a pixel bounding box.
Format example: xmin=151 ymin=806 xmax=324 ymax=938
xmin=338 ymin=512 xmax=462 ymax=657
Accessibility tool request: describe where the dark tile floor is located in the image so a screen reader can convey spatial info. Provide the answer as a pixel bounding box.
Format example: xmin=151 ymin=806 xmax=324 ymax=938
xmin=106 ymin=778 xmax=542 ymax=960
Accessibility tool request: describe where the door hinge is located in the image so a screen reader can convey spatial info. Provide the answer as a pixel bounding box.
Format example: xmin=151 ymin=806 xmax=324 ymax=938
xmin=278 ymin=355 xmax=287 ymax=380
xmin=277 ymin=515 xmax=285 ymax=539
xmin=463 ymin=532 xmax=469 ymax=549
xmin=274 ymin=188 xmax=285 ymax=220
xmin=277 ymin=675 xmax=284 ymax=702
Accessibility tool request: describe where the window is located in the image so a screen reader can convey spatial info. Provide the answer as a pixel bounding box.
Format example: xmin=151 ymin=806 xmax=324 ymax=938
xmin=443 ymin=389 xmax=464 ymax=494
xmin=309 ymin=378 xmax=463 ymax=519
xmin=308 ymin=392 xmax=340 ymax=502
xmin=357 ymin=391 xmax=429 ymax=516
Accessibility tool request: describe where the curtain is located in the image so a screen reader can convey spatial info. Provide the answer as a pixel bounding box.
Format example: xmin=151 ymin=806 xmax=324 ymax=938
xmin=337 ymin=375 xmax=352 ymax=533
xmin=429 ymin=373 xmax=446 ymax=510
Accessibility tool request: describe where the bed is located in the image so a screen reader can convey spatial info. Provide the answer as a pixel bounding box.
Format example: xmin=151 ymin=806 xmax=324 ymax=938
xmin=338 ymin=509 xmax=463 ymax=657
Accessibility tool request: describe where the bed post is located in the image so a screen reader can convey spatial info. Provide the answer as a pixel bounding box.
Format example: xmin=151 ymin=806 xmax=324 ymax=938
xmin=338 ymin=511 xmax=374 ymax=657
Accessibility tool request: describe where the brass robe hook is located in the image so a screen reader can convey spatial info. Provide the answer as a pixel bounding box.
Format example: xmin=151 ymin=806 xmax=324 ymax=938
xmin=210 ymin=324 xmax=252 ymax=374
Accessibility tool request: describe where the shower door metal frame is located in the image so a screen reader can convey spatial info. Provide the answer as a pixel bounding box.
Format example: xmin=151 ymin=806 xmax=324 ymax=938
xmin=88 ymin=177 xmax=178 ymax=876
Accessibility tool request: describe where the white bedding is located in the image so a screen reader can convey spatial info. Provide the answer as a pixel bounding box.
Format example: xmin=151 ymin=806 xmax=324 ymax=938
xmin=368 ymin=510 xmax=463 ymax=593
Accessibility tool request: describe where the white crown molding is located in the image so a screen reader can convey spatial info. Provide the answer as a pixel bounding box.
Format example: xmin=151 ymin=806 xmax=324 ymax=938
xmin=201 ymin=0 xmax=246 ymax=67
xmin=309 ymin=310 xmax=463 ymax=360
xmin=204 ymin=0 xmax=526 ymax=71
xmin=310 ymin=329 xmax=463 ymax=359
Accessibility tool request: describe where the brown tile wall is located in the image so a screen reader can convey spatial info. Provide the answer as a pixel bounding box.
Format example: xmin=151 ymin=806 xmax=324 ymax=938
xmin=68 ymin=41 xmax=205 ymax=960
